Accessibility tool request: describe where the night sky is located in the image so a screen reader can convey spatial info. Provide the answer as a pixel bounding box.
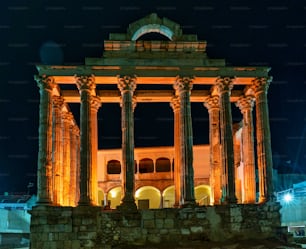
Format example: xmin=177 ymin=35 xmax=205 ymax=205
xmin=0 ymin=1 xmax=305 ymax=194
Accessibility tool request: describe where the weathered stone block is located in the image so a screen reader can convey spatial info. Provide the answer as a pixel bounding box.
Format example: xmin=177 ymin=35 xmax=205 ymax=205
xmin=160 ymin=228 xmax=168 ymax=234
xmin=141 ymin=210 xmax=154 ymax=219
xmin=164 ymin=218 xmax=174 ymax=228
xmin=78 ymin=231 xmax=97 ymax=240
xmin=48 ymin=232 xmax=58 ymax=241
xmin=147 ymin=234 xmax=161 ymax=244
xmin=190 ymin=226 xmax=203 ymax=234
xmin=196 ymin=211 xmax=206 ymax=219
xmin=181 ymin=228 xmax=190 ymax=235
xmin=155 ymin=218 xmax=164 ymax=228
xmin=82 ymin=218 xmax=93 ymax=225
xmin=143 ymin=219 xmax=155 ymax=228
xmin=155 ymin=210 xmax=167 ymax=219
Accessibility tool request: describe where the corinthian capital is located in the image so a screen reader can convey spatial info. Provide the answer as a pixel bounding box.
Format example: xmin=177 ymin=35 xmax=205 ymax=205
xmin=90 ymin=96 xmax=101 ymax=111
xmin=34 ymin=74 xmax=55 ymax=91
xmin=251 ymin=77 xmax=272 ymax=94
xmin=62 ymin=112 xmax=74 ymax=123
xmin=204 ymin=95 xmax=220 ymax=111
xmin=117 ymin=75 xmax=137 ymax=93
xmin=236 ymin=95 xmax=255 ymax=112
xmin=52 ymin=96 xmax=64 ymax=109
xmin=170 ymin=96 xmax=180 ymax=112
xmin=75 ymin=74 xmax=95 ymax=92
xmin=215 ymin=77 xmax=234 ymax=93
xmin=173 ymin=76 xmax=194 ymax=94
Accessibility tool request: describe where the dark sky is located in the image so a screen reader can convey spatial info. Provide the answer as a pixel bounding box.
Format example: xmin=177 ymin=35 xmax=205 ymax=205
xmin=0 ymin=1 xmax=305 ymax=193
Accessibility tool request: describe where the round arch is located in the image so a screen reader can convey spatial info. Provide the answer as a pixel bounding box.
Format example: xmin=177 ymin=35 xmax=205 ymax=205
xmin=135 ymin=186 xmax=161 ymax=209
xmin=107 ymin=186 xmax=122 ymax=209
xmin=162 ymin=185 xmax=175 ymax=208
xmin=127 ymin=13 xmax=183 ymax=41
xmin=195 ymin=185 xmax=211 ymax=206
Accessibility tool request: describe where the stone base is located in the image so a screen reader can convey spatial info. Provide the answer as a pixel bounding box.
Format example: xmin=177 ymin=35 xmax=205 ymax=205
xmin=29 ymin=202 xmax=282 ymax=249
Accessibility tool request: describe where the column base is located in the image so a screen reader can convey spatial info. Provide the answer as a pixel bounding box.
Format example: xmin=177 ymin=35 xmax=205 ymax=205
xmin=181 ymin=200 xmax=197 ymax=208
xmin=223 ymin=196 xmax=238 ymax=205
xmin=78 ymin=197 xmax=92 ymax=206
xmin=117 ymin=200 xmax=137 ymax=212
xmin=36 ymin=198 xmax=52 ymax=205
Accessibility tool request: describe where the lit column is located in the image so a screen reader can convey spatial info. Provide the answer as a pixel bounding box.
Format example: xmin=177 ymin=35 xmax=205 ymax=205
xmin=35 ymin=75 xmax=55 ymax=205
xmin=62 ymin=111 xmax=73 ymax=206
xmin=90 ymin=96 xmax=101 ymax=205
xmin=170 ymin=96 xmax=182 ymax=207
xmin=173 ymin=76 xmax=195 ymax=206
xmin=117 ymin=75 xmax=137 ymax=211
xmin=251 ymin=77 xmax=274 ymax=202
xmin=236 ymin=94 xmax=256 ymax=203
xmin=216 ymin=77 xmax=237 ymax=204
xmin=70 ymin=125 xmax=80 ymax=206
xmin=51 ymin=96 xmax=64 ymax=205
xmin=75 ymin=74 xmax=95 ymax=205
xmin=204 ymin=94 xmax=222 ymax=205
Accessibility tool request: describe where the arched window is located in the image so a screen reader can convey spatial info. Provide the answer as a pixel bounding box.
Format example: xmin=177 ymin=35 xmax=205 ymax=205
xmin=107 ymin=160 xmax=121 ymax=174
xmin=139 ymin=158 xmax=154 ymax=173
xmin=156 ymin=157 xmax=171 ymax=172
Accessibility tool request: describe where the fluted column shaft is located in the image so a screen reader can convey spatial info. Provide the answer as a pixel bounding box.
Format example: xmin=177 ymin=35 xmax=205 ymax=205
xmin=35 ymin=75 xmax=55 ymax=204
xmin=252 ymin=77 xmax=274 ymax=202
xmin=75 ymin=75 xmax=96 ymax=205
xmin=70 ymin=125 xmax=79 ymax=206
xmin=173 ymin=76 xmax=195 ymax=206
xmin=118 ymin=75 xmax=137 ymax=210
xmin=62 ymin=112 xmax=73 ymax=206
xmin=216 ymin=77 xmax=237 ymax=204
xmin=236 ymin=95 xmax=256 ymax=203
xmin=90 ymin=97 xmax=101 ymax=205
xmin=204 ymin=95 xmax=222 ymax=205
xmin=51 ymin=96 xmax=64 ymax=205
xmin=170 ymin=97 xmax=182 ymax=207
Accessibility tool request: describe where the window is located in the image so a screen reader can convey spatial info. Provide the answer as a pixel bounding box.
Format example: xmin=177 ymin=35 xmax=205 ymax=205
xmin=107 ymin=160 xmax=121 ymax=174
xmin=156 ymin=157 xmax=171 ymax=172
xmin=139 ymin=158 xmax=154 ymax=173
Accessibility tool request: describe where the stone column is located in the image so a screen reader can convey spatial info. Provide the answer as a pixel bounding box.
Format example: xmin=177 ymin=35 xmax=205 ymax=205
xmin=51 ymin=96 xmax=64 ymax=205
xmin=251 ymin=77 xmax=274 ymax=202
xmin=216 ymin=77 xmax=237 ymax=204
xmin=70 ymin=125 xmax=79 ymax=206
xmin=204 ymin=94 xmax=222 ymax=205
xmin=236 ymin=94 xmax=256 ymax=203
xmin=170 ymin=96 xmax=182 ymax=207
xmin=173 ymin=76 xmax=195 ymax=206
xmin=117 ymin=75 xmax=137 ymax=211
xmin=90 ymin=96 xmax=101 ymax=205
xmin=75 ymin=75 xmax=96 ymax=205
xmin=62 ymin=111 xmax=73 ymax=206
xmin=35 ymin=75 xmax=55 ymax=205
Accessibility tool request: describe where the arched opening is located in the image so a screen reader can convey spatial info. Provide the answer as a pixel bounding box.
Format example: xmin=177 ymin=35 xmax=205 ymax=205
xmin=156 ymin=157 xmax=171 ymax=172
xmin=162 ymin=185 xmax=175 ymax=208
xmin=139 ymin=158 xmax=154 ymax=173
xmin=131 ymin=24 xmax=174 ymax=41
xmin=135 ymin=186 xmax=161 ymax=209
xmin=107 ymin=160 xmax=121 ymax=174
xmin=137 ymin=32 xmax=170 ymax=41
xmin=107 ymin=186 xmax=122 ymax=209
xmin=195 ymin=185 xmax=211 ymax=206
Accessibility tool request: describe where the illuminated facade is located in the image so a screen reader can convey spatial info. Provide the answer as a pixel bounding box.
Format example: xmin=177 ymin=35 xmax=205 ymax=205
xmin=34 ymin=13 xmax=274 ymax=209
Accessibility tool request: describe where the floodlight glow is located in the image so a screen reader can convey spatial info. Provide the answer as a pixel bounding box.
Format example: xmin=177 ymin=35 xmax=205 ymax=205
xmin=283 ymin=193 xmax=293 ymax=203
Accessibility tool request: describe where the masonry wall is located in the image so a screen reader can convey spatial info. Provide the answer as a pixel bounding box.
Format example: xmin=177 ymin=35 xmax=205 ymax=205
xmin=29 ymin=203 xmax=281 ymax=249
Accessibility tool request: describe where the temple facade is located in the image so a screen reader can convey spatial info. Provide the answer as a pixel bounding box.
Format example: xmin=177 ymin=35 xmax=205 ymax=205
xmin=34 ymin=13 xmax=274 ymax=210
